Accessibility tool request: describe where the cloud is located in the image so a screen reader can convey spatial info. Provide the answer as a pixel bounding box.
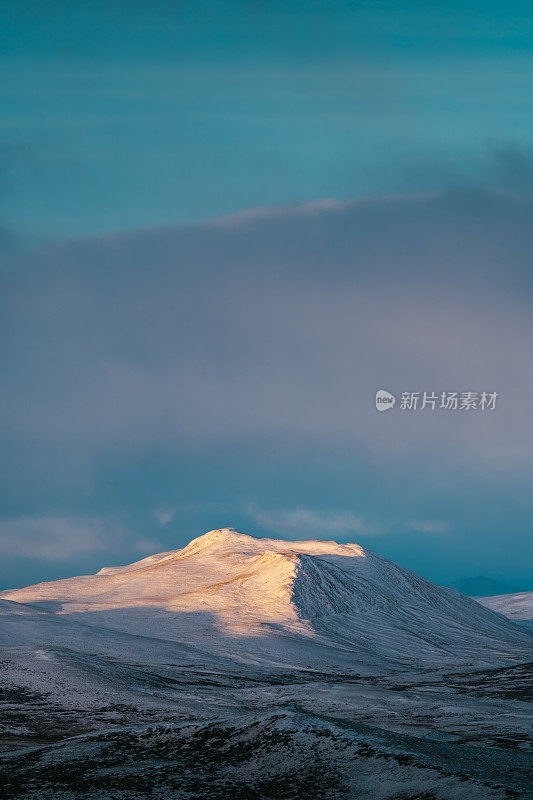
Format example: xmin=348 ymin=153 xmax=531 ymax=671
xmin=155 ymin=508 xmax=174 ymax=526
xmin=406 ymin=519 xmax=449 ymax=534
xmin=488 ymin=144 xmax=533 ymax=193
xmin=247 ymin=507 xmax=449 ymax=539
xmin=0 ymin=516 xmax=117 ymax=560
xmin=1 ymin=189 xmax=531 ymax=468
xmin=0 ymin=514 xmax=164 ymax=564
xmin=0 ymin=190 xmax=532 ymax=584
xmin=247 ymin=506 xmax=376 ymax=538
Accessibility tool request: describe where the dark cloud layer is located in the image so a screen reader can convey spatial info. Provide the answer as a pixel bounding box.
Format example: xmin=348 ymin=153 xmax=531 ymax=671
xmin=1 ymin=190 xmax=532 ymax=588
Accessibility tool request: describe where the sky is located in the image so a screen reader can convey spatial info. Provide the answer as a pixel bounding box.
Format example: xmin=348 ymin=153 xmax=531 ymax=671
xmin=0 ymin=1 xmax=532 ymax=591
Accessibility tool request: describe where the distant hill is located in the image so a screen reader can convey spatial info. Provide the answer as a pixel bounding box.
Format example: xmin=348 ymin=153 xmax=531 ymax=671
xmin=476 ymin=591 xmax=533 ymax=620
xmin=449 ymin=576 xmax=517 ymax=597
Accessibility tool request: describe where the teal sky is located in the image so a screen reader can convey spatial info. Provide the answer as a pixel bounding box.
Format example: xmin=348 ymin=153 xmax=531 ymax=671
xmin=1 ymin=1 xmax=532 ymax=238
xmin=0 ymin=2 xmax=532 ymax=591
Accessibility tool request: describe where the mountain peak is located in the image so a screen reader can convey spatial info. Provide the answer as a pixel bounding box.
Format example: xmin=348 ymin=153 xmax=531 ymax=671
xmin=182 ymin=527 xmax=256 ymax=552
xmin=203 ymin=527 xmax=246 ymax=540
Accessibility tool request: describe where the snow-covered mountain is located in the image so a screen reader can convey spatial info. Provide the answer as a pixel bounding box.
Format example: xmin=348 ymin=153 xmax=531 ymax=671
xmin=476 ymin=591 xmax=533 ymax=621
xmin=2 ymin=528 xmax=530 ymax=671
xmin=448 ymin=576 xmax=517 ymax=596
xmin=2 ymin=529 xmax=532 ymax=799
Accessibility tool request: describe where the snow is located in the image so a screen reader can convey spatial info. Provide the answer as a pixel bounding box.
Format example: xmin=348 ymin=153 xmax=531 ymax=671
xmin=475 ymin=591 xmax=533 ymax=620
xmin=2 ymin=708 xmax=530 ymax=800
xmin=1 ymin=528 xmax=531 ymax=798
xmin=1 ymin=528 xmax=530 ymax=671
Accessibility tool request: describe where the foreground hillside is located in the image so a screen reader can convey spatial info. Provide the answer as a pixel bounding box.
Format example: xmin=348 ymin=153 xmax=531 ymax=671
xmin=1 ymin=529 xmax=531 ymax=799
xmin=3 ymin=707 xmax=532 ymax=800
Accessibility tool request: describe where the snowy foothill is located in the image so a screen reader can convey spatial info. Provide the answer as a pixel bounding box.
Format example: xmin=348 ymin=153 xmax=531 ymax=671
xmin=475 ymin=591 xmax=533 ymax=621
